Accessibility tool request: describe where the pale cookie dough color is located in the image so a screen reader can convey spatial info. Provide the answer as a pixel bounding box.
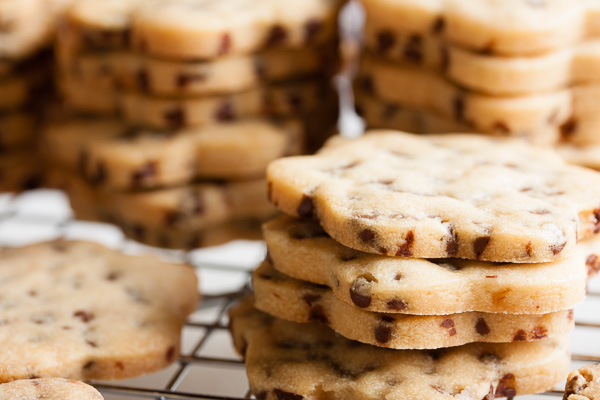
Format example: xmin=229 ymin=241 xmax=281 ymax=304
xmin=230 ymin=297 xmax=570 ymax=400
xmin=0 ymin=241 xmax=199 ymax=382
xmin=565 ymin=364 xmax=600 ymax=400
xmin=0 ymin=378 xmax=103 ymax=400
xmin=267 ymin=132 xmax=600 ymax=262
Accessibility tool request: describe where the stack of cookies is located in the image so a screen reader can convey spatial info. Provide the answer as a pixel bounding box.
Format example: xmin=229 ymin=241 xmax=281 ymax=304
xmin=230 ymin=132 xmax=600 ymax=399
xmin=355 ymin=0 xmax=600 ymax=169
xmin=0 ymin=0 xmax=73 ymax=192
xmin=42 ymin=0 xmax=345 ymax=249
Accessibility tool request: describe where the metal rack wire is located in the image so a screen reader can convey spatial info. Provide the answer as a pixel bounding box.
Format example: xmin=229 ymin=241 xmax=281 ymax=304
xmin=0 ymin=189 xmax=598 ymax=400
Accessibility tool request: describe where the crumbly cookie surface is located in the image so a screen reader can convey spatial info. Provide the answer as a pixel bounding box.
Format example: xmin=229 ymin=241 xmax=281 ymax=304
xmin=267 ymin=132 xmax=600 ymax=262
xmin=565 ymin=364 xmax=600 ymax=400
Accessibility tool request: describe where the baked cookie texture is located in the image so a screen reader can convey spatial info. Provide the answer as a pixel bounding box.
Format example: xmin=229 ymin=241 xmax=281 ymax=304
xmin=565 ymin=364 xmax=600 ymax=400
xmin=0 ymin=378 xmax=103 ymax=400
xmin=0 ymin=240 xmax=198 ymax=381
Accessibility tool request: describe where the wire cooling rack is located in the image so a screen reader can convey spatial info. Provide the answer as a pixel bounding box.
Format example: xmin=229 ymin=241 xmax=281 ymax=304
xmin=0 ymin=188 xmax=598 ymax=400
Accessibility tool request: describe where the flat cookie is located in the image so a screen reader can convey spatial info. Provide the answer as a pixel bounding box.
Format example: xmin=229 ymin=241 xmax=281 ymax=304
xmin=253 ymin=260 xmax=574 ymax=349
xmin=42 ymin=117 xmax=303 ymax=189
xmin=267 ymin=131 xmax=600 ymax=262
xmin=263 ymin=215 xmax=598 ymax=314
xmin=0 ymin=240 xmax=198 ymax=381
xmin=0 ymin=378 xmax=103 ymax=400
xmin=358 ymin=55 xmax=573 ymax=142
xmin=361 ymin=0 xmax=589 ymax=56
xmin=49 ymin=169 xmax=276 ymax=231
xmin=564 ymin=364 xmax=600 ymax=400
xmin=57 ymin=44 xmax=337 ymax=96
xmin=230 ymin=297 xmax=571 ymax=400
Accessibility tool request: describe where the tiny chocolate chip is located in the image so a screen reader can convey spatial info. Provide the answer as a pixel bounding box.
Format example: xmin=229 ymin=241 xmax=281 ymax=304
xmin=266 ymin=25 xmax=287 ymax=46
xmin=304 ymin=19 xmax=322 ymax=43
xmin=453 ymin=95 xmax=465 ymax=122
xmin=586 ymin=254 xmax=600 ymax=277
xmin=375 ymin=324 xmax=393 ymax=343
xmin=166 ymin=345 xmax=175 ymax=361
xmin=496 ymin=373 xmax=517 ymax=398
xmin=560 ymin=117 xmax=577 ymax=140
xmin=431 ymin=17 xmax=445 ymax=34
xmin=493 ymin=121 xmax=510 ymax=134
xmin=349 ymin=278 xmax=372 ymax=308
xmin=387 ymin=299 xmax=408 ymax=311
xmin=73 ymin=310 xmax=94 ymax=323
xmin=131 ymin=161 xmax=157 ymax=186
xmin=531 ymin=326 xmax=548 ymax=339
xmin=475 ymin=318 xmax=490 ymax=335
xmin=525 ymin=241 xmax=533 ymax=257
xmin=359 ymin=228 xmax=377 ymax=245
xmin=567 ymin=310 xmax=574 ymax=321
xmin=297 ymin=195 xmax=315 ymax=219
xmin=482 ymin=384 xmax=495 ymax=400
xmin=274 ymin=389 xmax=303 ymax=400
xmin=376 ymin=30 xmax=395 ymax=53
xmin=512 ymin=329 xmax=527 ymax=341
xmin=308 ymin=305 xmax=329 ymax=325
xmin=164 ymin=108 xmax=186 ymax=129
xmin=86 ymin=340 xmax=98 ymax=348
xmin=394 ymin=274 xmax=402 ymax=280
xmin=473 ymin=235 xmax=490 ymax=258
xmin=446 ymin=225 xmax=458 ymax=257
xmin=177 ymin=72 xmax=206 ymax=88
xmin=550 ymin=241 xmax=566 ymax=255
xmin=396 ymin=230 xmax=414 ymax=257
xmin=593 ymin=208 xmax=600 ymax=234
xmin=440 ymin=318 xmax=456 ymax=336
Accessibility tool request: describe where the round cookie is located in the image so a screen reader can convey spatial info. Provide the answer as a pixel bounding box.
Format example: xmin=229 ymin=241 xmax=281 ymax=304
xmin=263 ymin=215 xmax=596 ymax=315
xmin=253 ymin=260 xmax=575 ymax=349
xmin=230 ymin=296 xmax=571 ymax=400
xmin=0 ymin=378 xmax=103 ymax=400
xmin=267 ymin=131 xmax=600 ymax=262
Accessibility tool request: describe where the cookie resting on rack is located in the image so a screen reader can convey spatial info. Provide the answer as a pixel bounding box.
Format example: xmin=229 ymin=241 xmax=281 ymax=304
xmin=0 ymin=241 xmax=198 ymax=382
xmin=263 ymin=216 xmax=598 ymax=314
xmin=266 ymin=131 xmax=600 ymax=262
xmin=0 ymin=378 xmax=103 ymax=400
xmin=230 ymin=296 xmax=570 ymax=400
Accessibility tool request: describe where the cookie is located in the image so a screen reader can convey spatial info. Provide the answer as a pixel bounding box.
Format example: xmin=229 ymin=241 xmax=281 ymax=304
xmin=0 ymin=111 xmax=37 ymax=152
xmin=57 ymin=44 xmax=337 ymax=96
xmin=564 ymin=364 xmax=600 ymax=400
xmin=263 ymin=215 xmax=598 ymax=315
xmin=358 ymin=55 xmax=573 ymax=142
xmin=57 ymin=73 xmax=116 ymax=114
xmin=253 ymin=260 xmax=574 ymax=349
xmin=0 ymin=378 xmax=103 ymax=400
xmin=49 ymin=169 xmax=276 ymax=231
xmin=558 ymin=143 xmax=600 ymax=170
xmin=0 ymin=152 xmax=44 ymax=192
xmin=131 ymin=0 xmax=343 ymax=59
xmin=230 ymin=296 xmax=571 ymax=400
xmin=0 ymin=240 xmax=198 ymax=381
xmin=42 ymin=117 xmax=303 ymax=189
xmin=361 ymin=0 xmax=588 ymax=57
xmin=267 ymin=131 xmax=600 ymax=262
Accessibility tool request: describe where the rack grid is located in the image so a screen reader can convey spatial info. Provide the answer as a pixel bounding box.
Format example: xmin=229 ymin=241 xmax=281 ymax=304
xmin=0 ymin=188 xmax=599 ymax=400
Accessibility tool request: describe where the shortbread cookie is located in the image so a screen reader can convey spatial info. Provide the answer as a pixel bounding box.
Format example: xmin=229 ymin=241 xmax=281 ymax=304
xmin=57 ymin=44 xmax=337 ymax=96
xmin=564 ymin=364 xmax=600 ymax=400
xmin=0 ymin=240 xmax=198 ymax=381
xmin=358 ymin=56 xmax=572 ymax=140
xmin=0 ymin=152 xmax=43 ymax=192
xmin=42 ymin=117 xmax=303 ymax=189
xmin=0 ymin=111 xmax=37 ymax=151
xmin=264 ymin=215 xmax=598 ymax=314
xmin=361 ymin=0 xmax=588 ymax=56
xmin=131 ymin=0 xmax=343 ymax=59
xmin=0 ymin=378 xmax=103 ymax=400
xmin=267 ymin=132 xmax=600 ymax=262
xmin=49 ymin=170 xmax=276 ymax=231
xmin=230 ymin=297 xmax=571 ymax=400
xmin=253 ymin=260 xmax=574 ymax=349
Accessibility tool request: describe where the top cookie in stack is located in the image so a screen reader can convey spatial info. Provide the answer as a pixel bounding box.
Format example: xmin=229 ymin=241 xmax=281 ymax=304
xmin=355 ymin=0 xmax=600 ymax=168
xmin=44 ymin=0 xmax=345 ymax=249
xmin=228 ymin=131 xmax=600 ymax=399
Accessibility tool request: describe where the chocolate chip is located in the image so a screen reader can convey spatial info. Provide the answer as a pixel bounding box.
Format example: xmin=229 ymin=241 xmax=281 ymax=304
xmin=482 ymin=384 xmax=495 ymax=400
xmin=496 ymin=373 xmax=517 ymax=398
xmin=73 ymin=310 xmax=94 ymax=323
xmin=473 ymin=235 xmax=490 ymax=258
xmin=394 ymin=274 xmax=402 ymax=280
xmin=485 ymin=275 xmax=498 ymax=279
xmin=593 ymin=208 xmax=600 ymax=234
xmin=512 ymin=330 xmax=526 ymax=341
xmin=308 ymin=305 xmax=329 ymax=325
xmin=137 ymin=69 xmax=149 ymax=92
xmin=304 ymin=19 xmax=322 ymax=43
xmin=560 ymin=117 xmax=577 ymax=140
xmin=431 ymin=17 xmax=445 ymax=34
xmin=218 ymin=34 xmax=231 ymax=56
xmin=359 ymin=228 xmax=377 ymax=246
xmin=586 ymin=254 xmax=600 ymax=277
xmin=297 ymin=195 xmax=315 ymax=219
xmin=89 ymin=162 xmax=107 ymax=185
xmin=525 ymin=241 xmax=533 ymax=257
xmin=531 ymin=326 xmax=548 ymax=339
xmin=396 ymin=230 xmax=414 ymax=257
xmin=493 ymin=121 xmax=510 ymax=134
xmin=567 ymin=310 xmax=574 ymax=321
xmin=440 ymin=318 xmax=456 ymax=336
xmin=177 ymin=72 xmax=206 ymax=88
xmin=550 ymin=241 xmax=566 ymax=255
xmin=404 ymin=35 xmax=423 ymax=64
xmin=375 ymin=323 xmax=393 ymax=343
xmin=115 ymin=361 xmax=125 ymax=370
xmin=164 ymin=107 xmax=186 ymax=129
xmin=376 ymin=30 xmax=395 ymax=53
xmin=215 ymin=101 xmax=235 ymax=121
xmin=165 ymin=212 xmax=181 ymax=227
xmin=387 ymin=299 xmax=408 ymax=311
xmin=166 ymin=345 xmax=175 ymax=361
xmin=287 ymin=92 xmax=303 ymax=110
xmin=131 ymin=161 xmax=157 ymax=186
xmin=453 ymin=95 xmax=465 ymax=122
xmin=349 ymin=277 xmax=372 ymax=308
xmin=86 ymin=340 xmax=98 ymax=347
xmin=274 ymin=389 xmax=303 ymax=400
xmin=266 ymin=25 xmax=287 ymax=46
xmin=106 ymin=272 xmax=120 ymax=281
xmin=446 ymin=225 xmax=458 ymax=257
xmin=475 ymin=318 xmax=490 ymax=335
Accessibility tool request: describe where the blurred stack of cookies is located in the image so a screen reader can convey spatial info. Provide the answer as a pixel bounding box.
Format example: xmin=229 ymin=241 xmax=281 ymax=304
xmin=43 ymin=0 xmax=345 ymax=249
xmin=0 ymin=0 xmax=73 ymax=192
xmin=354 ymin=0 xmax=600 ymax=170
xmin=230 ymin=132 xmax=600 ymax=399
